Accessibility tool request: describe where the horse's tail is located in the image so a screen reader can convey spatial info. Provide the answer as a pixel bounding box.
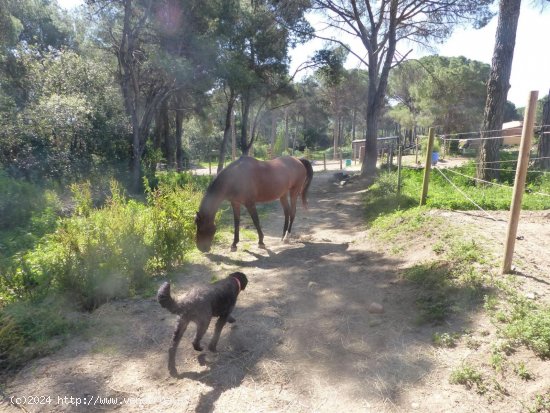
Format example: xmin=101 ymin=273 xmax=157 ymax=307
xmin=299 ymin=158 xmax=313 ymax=209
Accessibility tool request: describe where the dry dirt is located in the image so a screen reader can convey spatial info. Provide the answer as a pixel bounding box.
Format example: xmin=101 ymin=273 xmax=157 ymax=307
xmin=2 ymin=170 xmax=549 ymax=413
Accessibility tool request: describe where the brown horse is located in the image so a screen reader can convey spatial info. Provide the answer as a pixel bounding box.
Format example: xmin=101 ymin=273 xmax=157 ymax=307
xmin=195 ymin=156 xmax=313 ymax=252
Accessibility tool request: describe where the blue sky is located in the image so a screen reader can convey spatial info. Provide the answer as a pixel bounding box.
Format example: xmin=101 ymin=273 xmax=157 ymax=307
xmin=59 ymin=0 xmax=548 ymax=107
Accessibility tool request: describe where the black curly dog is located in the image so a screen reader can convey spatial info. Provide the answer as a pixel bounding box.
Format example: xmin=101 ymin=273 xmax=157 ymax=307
xmin=157 ymin=272 xmax=248 ymax=375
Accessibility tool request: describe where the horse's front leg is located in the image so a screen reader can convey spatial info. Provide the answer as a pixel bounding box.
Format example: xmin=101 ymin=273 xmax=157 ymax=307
xmin=245 ymin=202 xmax=265 ymax=249
xmin=279 ymin=195 xmax=290 ymax=241
xmin=231 ymin=202 xmax=241 ymax=252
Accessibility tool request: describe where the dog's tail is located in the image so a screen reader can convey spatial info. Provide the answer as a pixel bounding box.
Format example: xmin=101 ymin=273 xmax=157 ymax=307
xmin=299 ymin=158 xmax=313 ymax=209
xmin=157 ymin=282 xmax=180 ymax=314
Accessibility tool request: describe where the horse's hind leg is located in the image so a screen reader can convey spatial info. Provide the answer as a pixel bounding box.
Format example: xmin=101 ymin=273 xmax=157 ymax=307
xmin=245 ymin=203 xmax=265 ymax=249
xmin=284 ymin=192 xmax=298 ymax=243
xmin=231 ymin=202 xmax=241 ymax=252
xmin=279 ymin=195 xmax=290 ymax=241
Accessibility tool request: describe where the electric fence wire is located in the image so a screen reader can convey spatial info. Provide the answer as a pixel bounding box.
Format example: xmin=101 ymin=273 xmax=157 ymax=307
xmin=442 ymin=168 xmax=550 ymax=198
xmin=479 ymin=167 xmax=549 ymax=174
xmin=435 ymin=124 xmax=550 ymax=140
xmin=433 ymin=167 xmax=501 ymax=222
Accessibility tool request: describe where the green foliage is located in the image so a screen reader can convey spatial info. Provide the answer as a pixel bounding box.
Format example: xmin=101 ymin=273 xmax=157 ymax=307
xmin=433 ymin=332 xmax=459 ymax=348
xmin=504 ymin=304 xmax=550 ymax=359
xmin=2 ymin=176 xmax=203 ymax=310
xmin=363 ymin=171 xmax=417 ymax=222
xmin=449 ymin=364 xmax=487 ymax=394
xmin=388 ymin=56 xmax=491 ymax=133
xmin=514 ymin=361 xmax=533 ymax=381
xmin=370 ymin=199 xmax=488 ymax=324
xmin=392 ymin=164 xmax=550 ymax=212
xmin=145 ymin=178 xmax=203 ymax=272
xmin=490 ymin=347 xmax=506 ymax=373
xmin=154 ymin=171 xmax=212 ymax=192
xmin=0 ymin=170 xmax=61 ymax=232
xmin=0 ymin=173 xmax=207 ymax=368
xmin=0 ymin=296 xmax=83 ymax=370
xmin=525 ymin=391 xmax=550 ymax=413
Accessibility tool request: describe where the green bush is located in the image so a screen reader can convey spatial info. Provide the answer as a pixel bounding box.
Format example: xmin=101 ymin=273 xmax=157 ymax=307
xmin=2 ymin=177 xmax=203 ymax=310
xmin=145 ymin=179 xmax=203 ymax=272
xmin=0 ymin=174 xmax=205 ymax=368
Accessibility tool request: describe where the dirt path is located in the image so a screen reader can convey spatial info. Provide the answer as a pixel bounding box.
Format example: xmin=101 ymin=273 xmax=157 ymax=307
xmin=3 ymin=171 xmax=549 ymax=412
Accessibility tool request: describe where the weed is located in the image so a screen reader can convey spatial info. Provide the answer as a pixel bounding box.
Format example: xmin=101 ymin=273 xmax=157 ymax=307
xmin=433 ymin=332 xmax=459 ymax=348
xmin=514 ymin=361 xmax=533 ymax=381
xmin=525 ymin=391 xmax=550 ymax=413
xmin=504 ymin=304 xmax=550 ymax=359
xmin=490 ymin=348 xmax=506 ymax=373
xmin=466 ymin=338 xmax=482 ymax=350
xmin=449 ymin=364 xmax=487 ymax=394
xmin=432 ymin=241 xmax=445 ymax=255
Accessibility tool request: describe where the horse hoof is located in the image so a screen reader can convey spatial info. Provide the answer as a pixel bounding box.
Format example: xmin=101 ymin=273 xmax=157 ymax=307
xmin=230 ymin=245 xmax=237 ymax=252
xmin=259 ymin=243 xmax=266 ymax=249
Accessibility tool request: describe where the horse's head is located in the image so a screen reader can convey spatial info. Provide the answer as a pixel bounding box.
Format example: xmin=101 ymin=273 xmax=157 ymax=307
xmin=195 ymin=212 xmax=216 ymax=252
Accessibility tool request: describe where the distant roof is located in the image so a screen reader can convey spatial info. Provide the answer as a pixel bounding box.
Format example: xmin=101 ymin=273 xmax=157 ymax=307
xmin=503 ymin=121 xmax=522 ymax=129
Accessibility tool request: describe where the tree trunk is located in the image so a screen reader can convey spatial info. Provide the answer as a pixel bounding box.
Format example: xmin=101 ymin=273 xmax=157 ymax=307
xmin=538 ymin=92 xmax=550 ymax=170
xmin=284 ymin=108 xmax=289 ymax=155
xmin=240 ymin=92 xmax=251 ymax=155
xmin=218 ymin=90 xmax=235 ymax=173
xmin=333 ymin=117 xmax=338 ymax=159
xmin=477 ymin=0 xmax=521 ymax=182
xmin=231 ymin=109 xmax=236 ymax=161
xmin=358 ymin=0 xmax=398 ymax=182
xmin=175 ymin=109 xmax=184 ymax=171
xmin=159 ymin=100 xmax=174 ymax=168
xmin=270 ymin=110 xmax=277 ymax=157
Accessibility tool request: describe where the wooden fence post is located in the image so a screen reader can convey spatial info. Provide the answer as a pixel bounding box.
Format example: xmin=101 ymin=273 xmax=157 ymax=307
xmin=397 ymin=144 xmax=403 ymax=196
xmin=502 ymin=90 xmax=538 ymax=274
xmin=323 ymin=153 xmax=326 ymax=171
xmin=419 ymin=127 xmax=435 ymax=206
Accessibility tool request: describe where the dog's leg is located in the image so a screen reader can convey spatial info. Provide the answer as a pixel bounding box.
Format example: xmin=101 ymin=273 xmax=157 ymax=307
xmin=192 ymin=319 xmax=211 ymax=351
xmin=168 ymin=317 xmax=189 ymax=376
xmin=208 ymin=317 xmax=228 ymax=352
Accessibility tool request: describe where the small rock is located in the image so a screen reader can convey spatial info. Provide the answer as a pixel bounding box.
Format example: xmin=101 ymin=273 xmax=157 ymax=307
xmin=525 ymin=292 xmax=536 ymax=300
xmin=308 ymin=281 xmax=319 ymax=289
xmin=368 ymin=302 xmax=384 ymax=314
xmin=411 ymin=402 xmax=420 ymax=409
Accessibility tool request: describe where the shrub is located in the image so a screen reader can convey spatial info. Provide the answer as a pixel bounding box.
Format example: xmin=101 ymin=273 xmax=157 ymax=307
xmin=2 ymin=178 xmax=203 ymax=311
xmin=450 ymin=364 xmax=486 ymax=394
xmin=145 ymin=179 xmax=203 ymax=272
